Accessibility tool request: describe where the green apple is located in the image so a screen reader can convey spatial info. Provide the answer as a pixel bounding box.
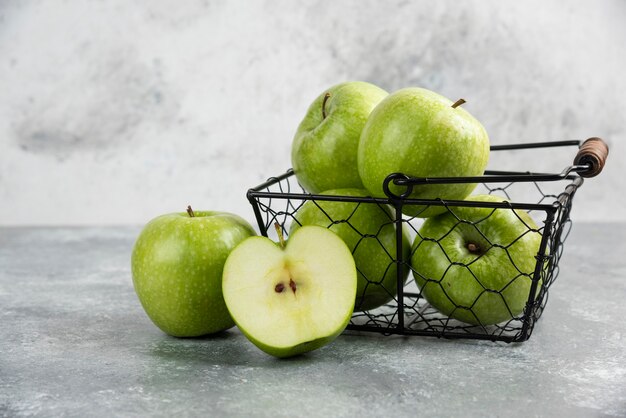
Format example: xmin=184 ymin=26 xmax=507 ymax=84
xmin=410 ymin=195 xmax=543 ymax=325
xmin=222 ymin=225 xmax=357 ymax=358
xmin=358 ymin=87 xmax=490 ymax=217
xmin=290 ymin=188 xmax=410 ymax=311
xmin=131 ymin=208 xmax=256 ymax=337
xmin=291 ymin=81 xmax=388 ymax=194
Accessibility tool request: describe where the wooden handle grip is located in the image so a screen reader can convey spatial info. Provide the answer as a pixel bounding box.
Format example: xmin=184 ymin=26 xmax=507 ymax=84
xmin=574 ymin=137 xmax=609 ymax=178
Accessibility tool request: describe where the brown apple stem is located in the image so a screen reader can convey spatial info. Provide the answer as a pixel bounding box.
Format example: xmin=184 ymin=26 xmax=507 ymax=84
xmin=274 ymin=222 xmax=286 ymax=249
xmin=186 ymin=205 xmax=195 ymax=217
xmin=467 ymin=242 xmax=480 ymax=254
xmin=451 ymin=98 xmax=466 ymax=109
xmin=322 ymin=92 xmax=331 ymax=119
xmin=289 ymin=278 xmax=297 ymax=294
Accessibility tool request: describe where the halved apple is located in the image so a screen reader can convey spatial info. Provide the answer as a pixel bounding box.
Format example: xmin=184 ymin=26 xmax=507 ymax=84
xmin=222 ymin=225 xmax=357 ymax=358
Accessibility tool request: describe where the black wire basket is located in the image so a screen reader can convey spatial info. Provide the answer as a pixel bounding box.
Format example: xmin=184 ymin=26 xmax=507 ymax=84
xmin=246 ymin=138 xmax=608 ymax=342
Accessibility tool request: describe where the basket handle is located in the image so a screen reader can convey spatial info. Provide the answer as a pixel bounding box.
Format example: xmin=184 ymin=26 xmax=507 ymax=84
xmin=574 ymin=137 xmax=609 ymax=178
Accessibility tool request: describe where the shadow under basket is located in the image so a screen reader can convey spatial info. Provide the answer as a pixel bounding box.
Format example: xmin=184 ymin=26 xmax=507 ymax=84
xmin=246 ymin=139 xmax=609 ymax=343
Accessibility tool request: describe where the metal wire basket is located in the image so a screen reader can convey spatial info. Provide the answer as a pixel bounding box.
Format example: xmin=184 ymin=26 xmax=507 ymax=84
xmin=246 ymin=138 xmax=608 ymax=342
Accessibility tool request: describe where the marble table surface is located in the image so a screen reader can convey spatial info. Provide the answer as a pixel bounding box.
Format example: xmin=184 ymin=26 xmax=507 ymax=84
xmin=0 ymin=223 xmax=624 ymax=417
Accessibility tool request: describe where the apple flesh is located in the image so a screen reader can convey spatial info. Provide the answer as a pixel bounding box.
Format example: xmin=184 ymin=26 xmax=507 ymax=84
xmin=291 ymin=188 xmax=410 ymax=311
xmin=222 ymin=226 xmax=357 ymax=358
xmin=411 ymin=195 xmax=543 ymax=325
xmin=358 ymin=87 xmax=490 ymax=217
xmin=291 ymin=81 xmax=388 ymax=194
xmin=131 ymin=210 xmax=256 ymax=337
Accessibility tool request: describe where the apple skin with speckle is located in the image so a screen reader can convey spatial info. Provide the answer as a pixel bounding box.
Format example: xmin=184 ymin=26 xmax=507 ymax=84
xmin=291 ymin=81 xmax=388 ymax=194
xmin=411 ymin=195 xmax=543 ymax=325
xmin=131 ymin=211 xmax=256 ymax=337
xmin=358 ymin=87 xmax=490 ymax=217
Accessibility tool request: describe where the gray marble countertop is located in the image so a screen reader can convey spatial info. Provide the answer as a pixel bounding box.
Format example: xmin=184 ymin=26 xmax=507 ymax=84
xmin=1 ymin=223 xmax=625 ymax=417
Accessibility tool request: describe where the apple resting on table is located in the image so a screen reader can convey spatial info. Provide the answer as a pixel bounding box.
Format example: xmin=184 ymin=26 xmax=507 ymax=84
xmin=131 ymin=207 xmax=256 ymax=337
xmin=358 ymin=87 xmax=490 ymax=217
xmin=222 ymin=225 xmax=357 ymax=358
xmin=291 ymin=81 xmax=388 ymax=194
xmin=410 ymin=195 xmax=544 ymax=326
xmin=290 ymin=188 xmax=410 ymax=311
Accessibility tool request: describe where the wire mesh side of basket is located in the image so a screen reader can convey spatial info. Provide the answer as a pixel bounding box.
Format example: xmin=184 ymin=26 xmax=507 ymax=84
xmin=247 ymin=166 xmax=583 ymax=342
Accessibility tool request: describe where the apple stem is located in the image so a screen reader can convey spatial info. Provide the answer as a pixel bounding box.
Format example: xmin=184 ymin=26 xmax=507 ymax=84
xmin=322 ymin=92 xmax=331 ymax=119
xmin=451 ymin=98 xmax=466 ymax=109
xmin=274 ymin=222 xmax=286 ymax=249
xmin=467 ymin=242 xmax=480 ymax=254
xmin=186 ymin=205 xmax=195 ymax=217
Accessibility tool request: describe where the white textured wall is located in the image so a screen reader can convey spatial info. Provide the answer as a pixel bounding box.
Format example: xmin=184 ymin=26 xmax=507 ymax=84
xmin=0 ymin=0 xmax=623 ymax=226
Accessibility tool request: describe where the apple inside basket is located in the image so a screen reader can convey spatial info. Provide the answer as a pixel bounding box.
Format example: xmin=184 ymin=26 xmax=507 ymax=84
xmin=247 ymin=139 xmax=607 ymax=343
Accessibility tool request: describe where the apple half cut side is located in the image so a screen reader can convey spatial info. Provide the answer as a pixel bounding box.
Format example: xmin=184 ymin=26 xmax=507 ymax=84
xmin=222 ymin=225 xmax=357 ymax=358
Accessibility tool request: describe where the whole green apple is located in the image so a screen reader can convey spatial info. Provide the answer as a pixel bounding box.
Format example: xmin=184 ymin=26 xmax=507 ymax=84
xmin=358 ymin=87 xmax=490 ymax=217
xmin=131 ymin=209 xmax=256 ymax=337
xmin=411 ymin=195 xmax=543 ymax=325
xmin=291 ymin=81 xmax=388 ymax=194
xmin=222 ymin=225 xmax=357 ymax=358
xmin=291 ymin=189 xmax=411 ymax=311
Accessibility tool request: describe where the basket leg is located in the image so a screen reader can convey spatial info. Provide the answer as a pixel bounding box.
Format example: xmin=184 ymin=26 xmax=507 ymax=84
xmin=394 ymin=201 xmax=405 ymax=333
xmin=519 ymin=208 xmax=556 ymax=341
xmin=247 ymin=193 xmax=268 ymax=237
